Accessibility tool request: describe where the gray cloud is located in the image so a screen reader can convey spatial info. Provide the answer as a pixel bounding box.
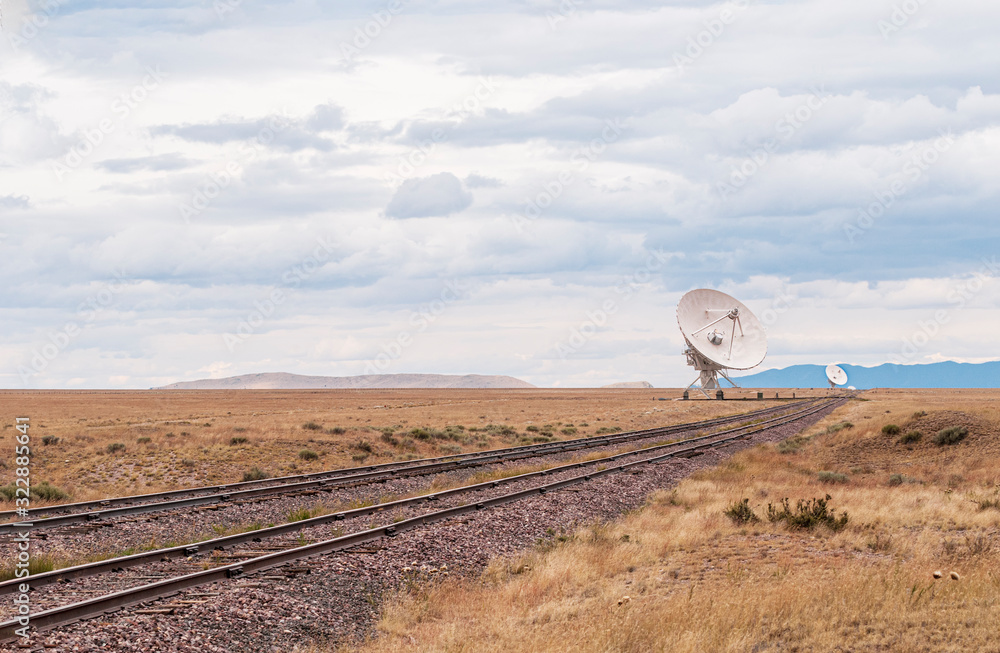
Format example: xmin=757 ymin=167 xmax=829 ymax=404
xmin=385 ymin=172 xmax=473 ymax=218
xmin=98 ymin=153 xmax=195 ymax=173
xmin=152 ymin=103 xmax=346 ymax=152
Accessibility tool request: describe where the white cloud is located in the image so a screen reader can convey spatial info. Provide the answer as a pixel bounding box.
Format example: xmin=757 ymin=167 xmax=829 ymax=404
xmin=0 ymin=0 xmax=998 ymax=387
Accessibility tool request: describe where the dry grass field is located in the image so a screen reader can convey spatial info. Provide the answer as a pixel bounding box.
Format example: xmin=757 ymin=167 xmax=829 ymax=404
xmin=0 ymin=388 xmax=802 ymax=506
xmin=343 ymin=389 xmax=1000 ymax=653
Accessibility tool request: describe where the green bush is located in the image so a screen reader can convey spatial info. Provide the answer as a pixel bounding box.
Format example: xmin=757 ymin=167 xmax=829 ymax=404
xmin=41 ymin=435 xmax=60 ymax=446
xmin=137 ymin=436 xmax=151 ymax=444
xmin=881 ymin=424 xmax=901 ymax=436
xmin=526 ymin=425 xmax=540 ymax=433
xmin=241 ymin=467 xmax=269 ymax=482
xmin=298 ymin=449 xmax=319 ymax=461
xmin=934 ymin=426 xmax=968 ymax=446
xmin=302 ymin=421 xmax=323 ymax=431
xmin=724 ymin=498 xmax=760 ymax=525
xmin=106 ymin=442 xmax=126 ymax=454
xmin=898 ymin=430 xmax=922 ymax=444
xmin=327 ymin=426 xmax=346 ymax=435
xmin=1 ymin=482 xmax=70 ymax=502
xmin=766 ymin=495 xmax=848 ymax=531
xmin=595 ymin=426 xmax=623 ymax=435
xmin=561 ymin=427 xmax=578 ymax=436
xmin=181 ymin=458 xmax=196 ymax=468
xmin=817 ymin=471 xmax=850 ymax=484
xmin=29 ymin=482 xmax=69 ymax=501
xmin=229 ymin=436 xmax=249 ymax=445
xmin=353 ymin=439 xmax=374 ymax=453
xmin=777 ymin=436 xmax=807 ymax=454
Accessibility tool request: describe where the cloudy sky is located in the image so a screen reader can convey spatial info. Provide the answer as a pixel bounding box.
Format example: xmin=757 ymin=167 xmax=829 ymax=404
xmin=1 ymin=0 xmax=998 ymax=389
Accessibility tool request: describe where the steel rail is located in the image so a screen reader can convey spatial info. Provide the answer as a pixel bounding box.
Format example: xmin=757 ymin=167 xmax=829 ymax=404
xmin=0 ymin=401 xmax=820 ymax=534
xmin=0 ymin=398 xmax=839 ymax=623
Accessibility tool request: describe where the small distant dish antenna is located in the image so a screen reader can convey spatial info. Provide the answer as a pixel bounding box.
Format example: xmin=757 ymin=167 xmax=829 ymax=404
xmin=826 ymin=364 xmax=848 ymax=389
xmin=847 ymin=386 xmax=857 ymax=391
xmin=677 ymin=289 xmax=768 ymax=398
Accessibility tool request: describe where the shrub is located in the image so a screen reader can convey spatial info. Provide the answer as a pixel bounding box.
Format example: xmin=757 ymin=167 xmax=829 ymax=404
xmin=29 ymin=482 xmax=70 ymax=502
xmin=724 ymin=498 xmax=760 ymax=525
xmin=381 ymin=433 xmax=399 ymax=446
xmin=327 ymin=427 xmax=346 ymax=435
xmin=232 ymin=427 xmax=247 ymax=433
xmin=596 ymin=426 xmax=623 ymax=435
xmin=242 ymin=467 xmax=269 ymax=482
xmin=826 ymin=422 xmax=854 ymax=434
xmin=817 ymin=471 xmax=849 ymax=484
xmin=353 ymin=440 xmax=374 ymax=453
xmin=973 ymin=496 xmax=1000 ymax=511
xmin=912 ymin=411 xmax=928 ymax=419
xmin=165 ymin=432 xmax=175 ymax=438
xmin=41 ymin=436 xmax=60 ymax=446
xmin=106 ymin=442 xmax=126 ymax=454
xmin=526 ymin=425 xmax=540 ymax=433
xmin=561 ymin=427 xmax=578 ymax=436
xmin=137 ymin=436 xmax=151 ymax=444
xmin=1 ymin=482 xmax=70 ymax=502
xmin=934 ymin=426 xmax=968 ymax=446
xmin=181 ymin=458 xmax=196 ymax=468
xmin=898 ymin=430 xmax=922 ymax=444
xmin=352 ymin=453 xmax=370 ymax=462
xmin=302 ymin=422 xmax=323 ymax=431
xmin=881 ymin=424 xmax=901 ymax=436
xmin=229 ymin=436 xmax=249 ymax=445
xmin=777 ymin=436 xmax=807 ymax=454
xmin=766 ymin=495 xmax=848 ymax=531
xmin=299 ymin=449 xmax=319 ymax=461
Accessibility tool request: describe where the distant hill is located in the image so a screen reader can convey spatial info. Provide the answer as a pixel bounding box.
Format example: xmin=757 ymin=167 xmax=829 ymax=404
xmin=601 ymin=381 xmax=654 ymax=389
xmin=734 ymin=361 xmax=1000 ymax=389
xmin=158 ymin=372 xmax=536 ymax=390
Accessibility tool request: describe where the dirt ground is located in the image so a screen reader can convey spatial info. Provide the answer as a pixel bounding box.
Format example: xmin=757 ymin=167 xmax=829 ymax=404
xmin=0 ymin=388 xmax=824 ymax=504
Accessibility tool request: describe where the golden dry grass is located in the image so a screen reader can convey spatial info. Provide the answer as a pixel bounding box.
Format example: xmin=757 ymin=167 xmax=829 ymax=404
xmin=342 ymin=389 xmax=1000 ymax=653
xmin=0 ymin=388 xmax=792 ymax=505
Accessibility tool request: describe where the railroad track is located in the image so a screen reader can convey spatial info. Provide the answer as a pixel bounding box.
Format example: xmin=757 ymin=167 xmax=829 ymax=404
xmin=0 ymin=399 xmax=821 ymax=535
xmin=0 ymin=398 xmax=844 ymax=642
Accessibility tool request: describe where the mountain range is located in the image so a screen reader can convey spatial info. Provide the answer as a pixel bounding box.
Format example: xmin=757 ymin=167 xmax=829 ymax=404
xmin=734 ymin=361 xmax=1000 ymax=389
xmin=157 ymin=373 xmax=536 ymax=390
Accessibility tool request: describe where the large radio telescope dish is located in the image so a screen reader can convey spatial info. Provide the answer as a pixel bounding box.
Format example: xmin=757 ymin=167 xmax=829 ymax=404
xmin=677 ymin=289 xmax=768 ymax=397
xmin=826 ymin=364 xmax=848 ymax=389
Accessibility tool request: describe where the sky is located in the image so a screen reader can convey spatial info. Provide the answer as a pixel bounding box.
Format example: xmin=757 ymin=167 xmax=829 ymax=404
xmin=1 ymin=0 xmax=998 ymax=390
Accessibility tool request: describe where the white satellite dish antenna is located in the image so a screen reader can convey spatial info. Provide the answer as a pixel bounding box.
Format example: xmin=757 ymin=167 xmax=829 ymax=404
xmin=847 ymin=385 xmax=857 ymax=390
xmin=825 ymin=364 xmax=848 ymax=389
xmin=677 ymin=289 xmax=768 ymax=398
